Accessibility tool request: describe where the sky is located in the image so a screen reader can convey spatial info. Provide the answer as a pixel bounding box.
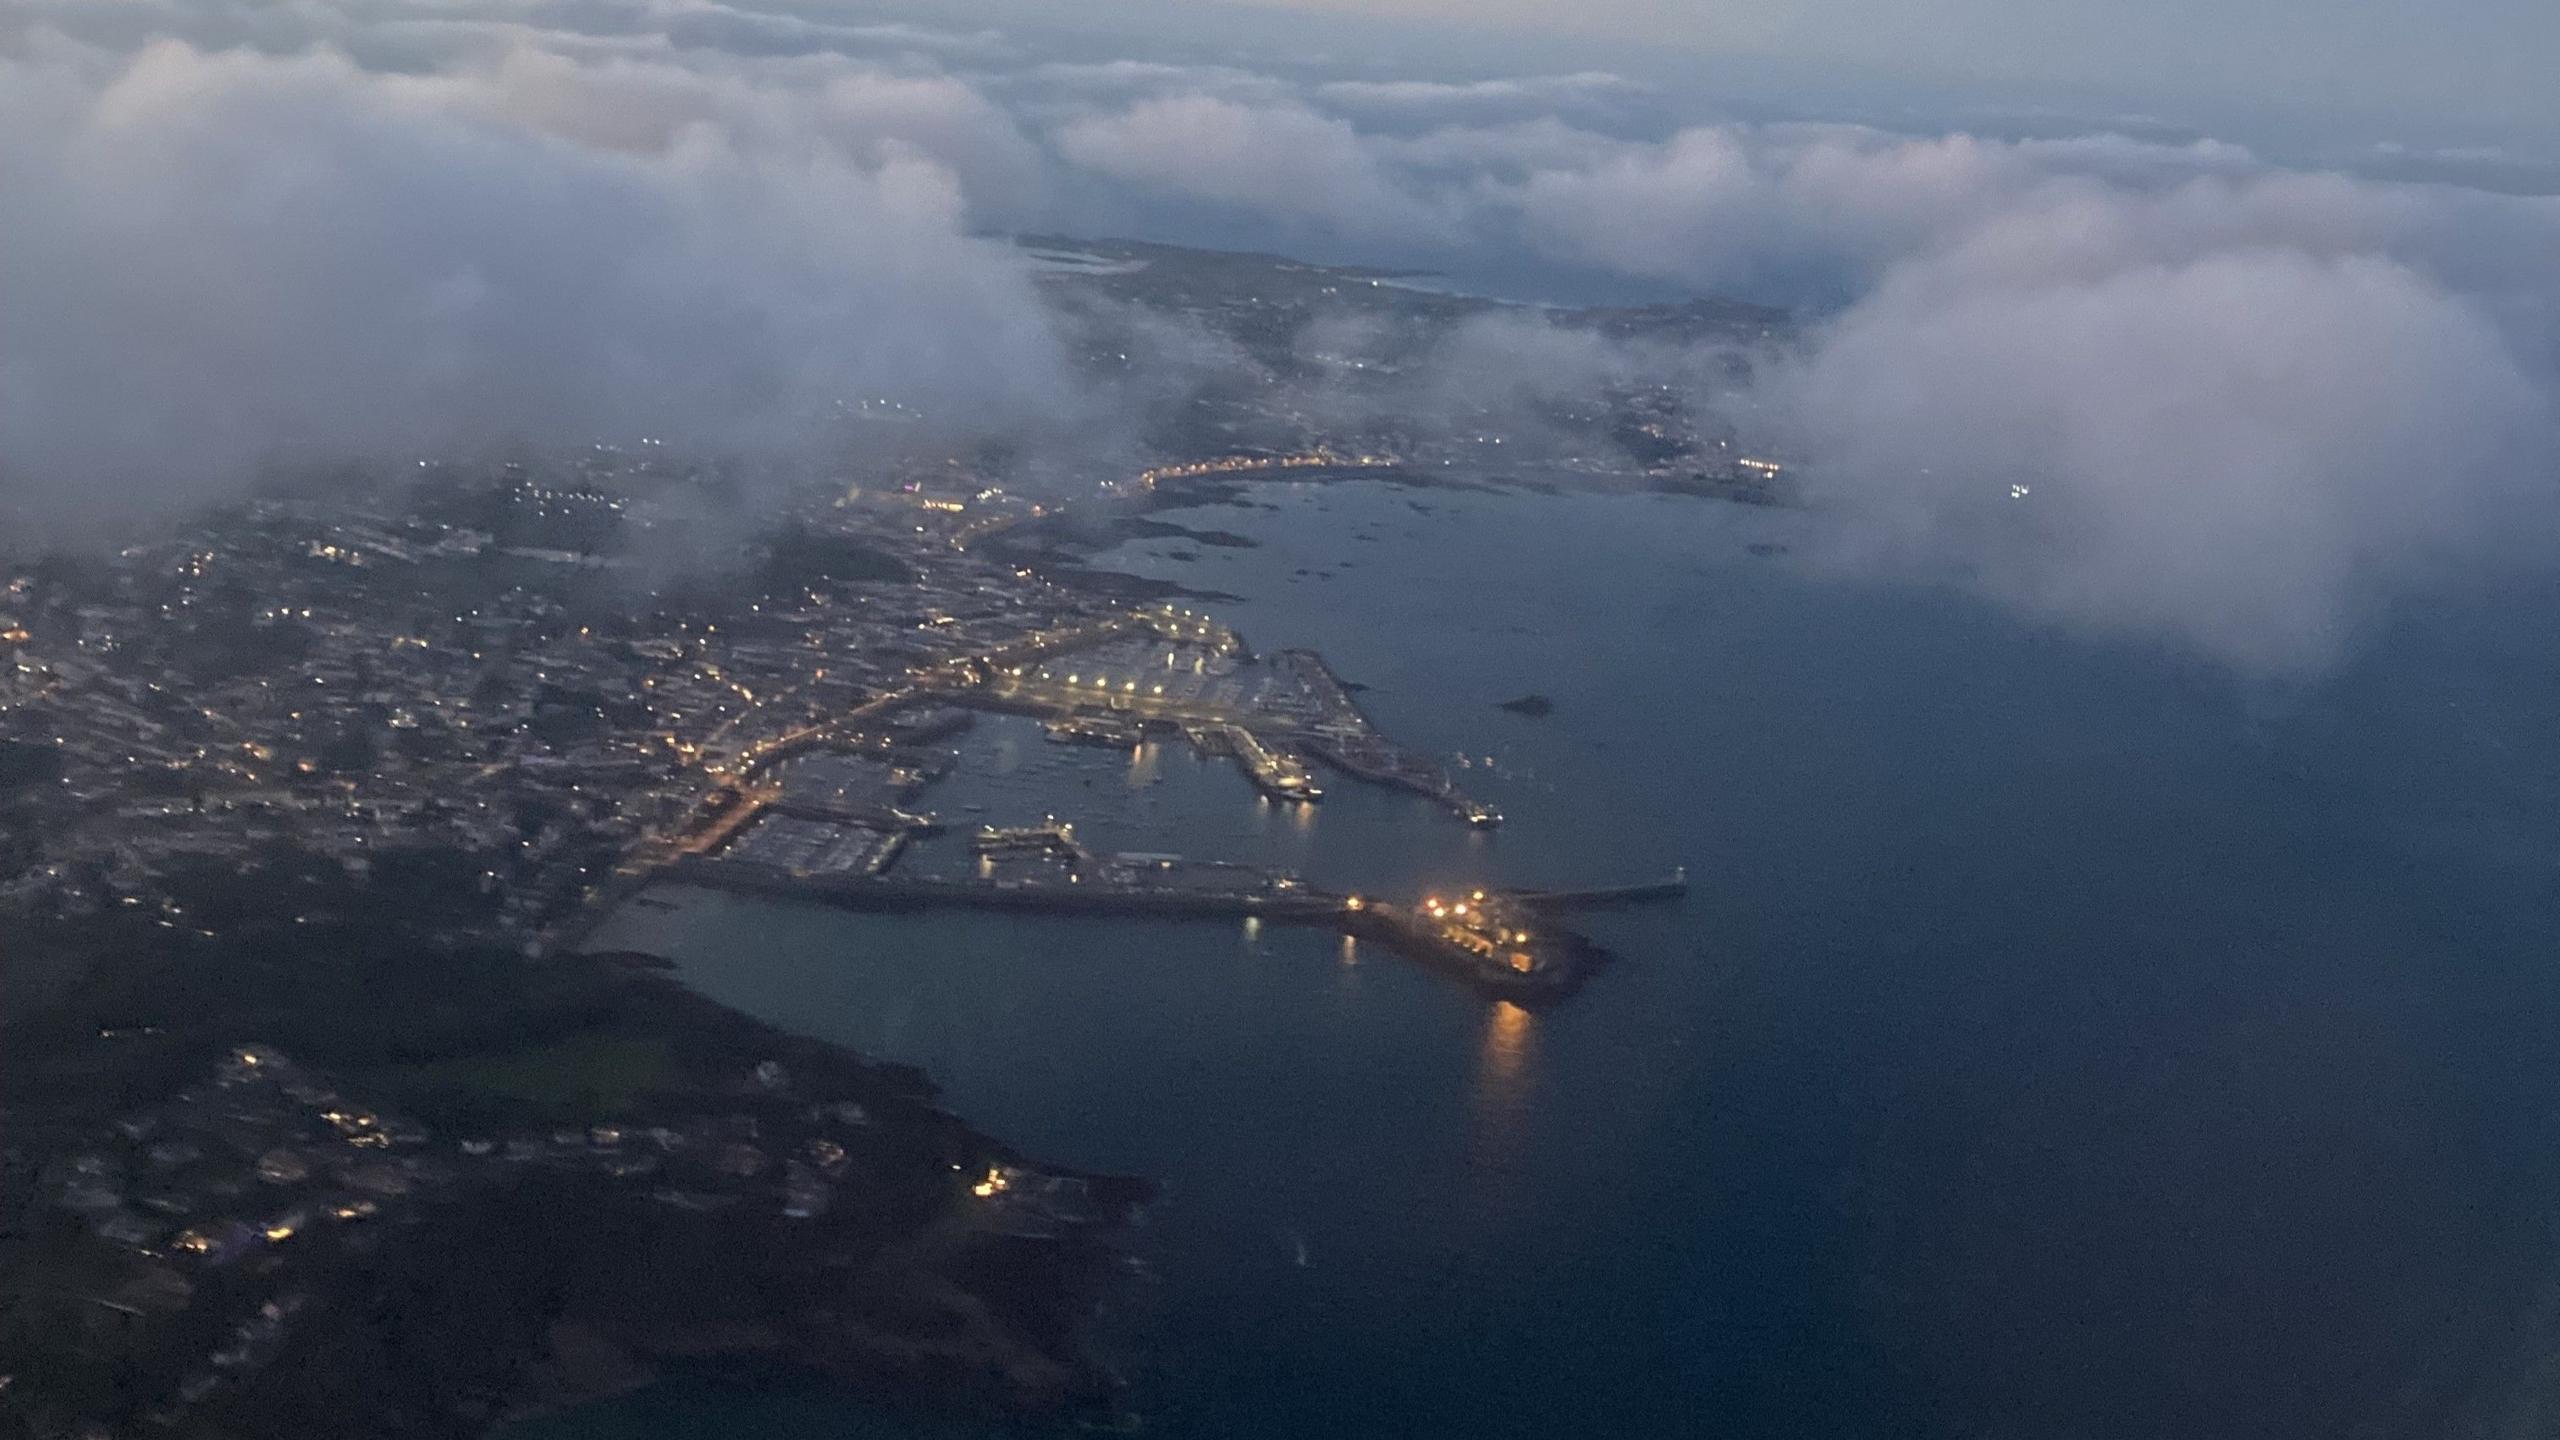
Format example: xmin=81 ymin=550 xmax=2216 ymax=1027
xmin=1248 ymin=0 xmax=2560 ymax=148
xmin=863 ymin=0 xmax=2560 ymax=179
xmin=0 ymin=0 xmax=2554 ymax=673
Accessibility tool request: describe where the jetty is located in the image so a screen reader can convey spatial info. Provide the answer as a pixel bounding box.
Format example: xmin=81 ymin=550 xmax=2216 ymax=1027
xmin=659 ymin=856 xmax=1678 ymax=1002
xmin=1504 ymin=868 xmax=1689 ymax=911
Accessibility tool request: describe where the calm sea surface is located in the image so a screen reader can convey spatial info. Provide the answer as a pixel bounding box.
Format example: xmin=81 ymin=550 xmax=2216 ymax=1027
xmin=523 ymin=480 xmax=2560 ymax=1440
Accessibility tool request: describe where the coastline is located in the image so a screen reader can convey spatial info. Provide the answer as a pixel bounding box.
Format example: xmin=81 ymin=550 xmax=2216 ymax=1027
xmin=489 ymin=966 xmax=1158 ymax=1428
xmin=0 ymin=907 xmax=1152 ymax=1440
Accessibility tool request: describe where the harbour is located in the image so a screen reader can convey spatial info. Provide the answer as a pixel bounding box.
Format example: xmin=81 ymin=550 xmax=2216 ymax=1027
xmin=589 ymin=593 xmax=1591 ymax=997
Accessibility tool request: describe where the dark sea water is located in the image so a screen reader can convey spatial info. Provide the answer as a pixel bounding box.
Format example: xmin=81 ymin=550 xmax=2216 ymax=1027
xmin=525 ymin=481 xmax=2560 ymax=1440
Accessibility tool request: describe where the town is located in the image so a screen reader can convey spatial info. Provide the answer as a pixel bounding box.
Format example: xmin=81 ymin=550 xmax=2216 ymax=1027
xmin=0 ymin=238 xmax=1744 ymax=1440
xmin=0 ymin=440 xmax=1687 ymax=1001
xmin=0 ymin=443 xmax=1678 ymax=1437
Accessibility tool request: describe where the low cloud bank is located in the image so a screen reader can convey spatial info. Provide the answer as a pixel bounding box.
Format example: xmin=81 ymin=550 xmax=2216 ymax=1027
xmin=1779 ymin=247 xmax=2552 ymax=670
xmin=1041 ymin=80 xmax=2560 ymax=670
xmin=0 ymin=26 xmax=1073 ymax=531
xmin=2 ymin=1 xmax=2554 ymax=670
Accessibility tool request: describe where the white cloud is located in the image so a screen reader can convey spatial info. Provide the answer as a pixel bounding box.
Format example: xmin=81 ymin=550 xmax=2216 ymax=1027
xmin=0 ymin=31 xmax=1071 ymax=532
xmin=1 ymin=3 xmax=2553 ymax=671
xmin=1776 ymin=247 xmax=2555 ymax=671
xmin=1051 ymin=93 xmax=1454 ymax=244
xmin=1311 ymin=70 xmax=1646 ymax=128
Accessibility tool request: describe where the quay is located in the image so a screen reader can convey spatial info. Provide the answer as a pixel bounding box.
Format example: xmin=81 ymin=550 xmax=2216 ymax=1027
xmin=657 ymin=857 xmax=1673 ymax=1002
xmin=1277 ymin=649 xmax=1498 ymax=826
xmin=1195 ymin=723 xmax=1323 ymax=804
xmin=1504 ymin=868 xmax=1689 ymax=911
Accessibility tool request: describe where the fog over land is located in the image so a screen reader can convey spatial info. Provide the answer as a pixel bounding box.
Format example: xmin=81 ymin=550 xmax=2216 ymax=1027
xmin=2 ymin=0 xmax=2555 ymax=670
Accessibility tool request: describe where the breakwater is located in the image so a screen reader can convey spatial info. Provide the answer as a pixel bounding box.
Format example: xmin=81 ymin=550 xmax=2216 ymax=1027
xmin=660 ymin=858 xmax=1639 ymax=1001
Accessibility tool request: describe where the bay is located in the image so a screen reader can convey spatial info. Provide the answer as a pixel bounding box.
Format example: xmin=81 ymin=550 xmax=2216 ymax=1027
xmin=523 ymin=479 xmax=2560 ymax=1440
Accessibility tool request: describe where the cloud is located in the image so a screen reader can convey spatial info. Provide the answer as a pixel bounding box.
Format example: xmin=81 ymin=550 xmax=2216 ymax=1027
xmin=1369 ymin=116 xmax=1634 ymax=182
xmin=438 ymin=44 xmax=1049 ymax=211
xmin=1775 ymin=246 xmax=2555 ymax=671
xmin=1002 ymin=58 xmax=1301 ymax=113
xmin=1311 ymin=71 xmax=1647 ymax=130
xmin=0 ymin=30 xmax=1072 ymax=534
xmin=1428 ymin=121 xmax=2560 ymax=669
xmin=1051 ymin=93 xmax=1455 ymax=245
xmin=1074 ymin=109 xmax=2547 ymax=671
xmin=656 ymin=5 xmax=1010 ymax=64
xmin=0 ymin=3 xmax=2553 ymax=672
xmin=1489 ymin=125 xmax=2287 ymax=301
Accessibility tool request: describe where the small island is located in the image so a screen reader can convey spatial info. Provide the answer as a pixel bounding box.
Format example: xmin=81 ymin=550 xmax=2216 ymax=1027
xmin=1497 ymin=693 xmax=1555 ymax=718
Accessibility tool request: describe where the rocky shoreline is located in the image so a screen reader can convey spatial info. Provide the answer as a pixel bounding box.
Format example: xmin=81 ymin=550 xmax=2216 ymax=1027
xmin=0 ymin=902 xmax=1149 ymax=1440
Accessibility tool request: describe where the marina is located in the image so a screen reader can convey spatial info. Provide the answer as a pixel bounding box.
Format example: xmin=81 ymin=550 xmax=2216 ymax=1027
xmin=936 ymin=608 xmax=1497 ymax=825
xmin=597 ymin=594 xmax=1623 ymax=998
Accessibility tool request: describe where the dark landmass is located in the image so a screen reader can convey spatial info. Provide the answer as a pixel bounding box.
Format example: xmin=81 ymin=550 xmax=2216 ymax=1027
xmin=589 ymin=949 xmax=680 ymax=971
xmin=1567 ymin=294 xmax=1790 ymax=343
xmin=755 ymin=526 xmax=914 ymax=593
xmin=1017 ymin=233 xmax=1437 ymax=289
xmin=1120 ymin=518 xmax=1258 ymax=550
xmin=1003 ymin=550 xmax=1240 ymax=605
xmin=976 ymin=464 xmax=1487 ymax=603
xmin=0 ymin=857 xmax=1144 ymax=1440
xmin=1497 ymin=694 xmax=1555 ymax=718
xmin=1647 ymin=470 xmax=1800 ymax=507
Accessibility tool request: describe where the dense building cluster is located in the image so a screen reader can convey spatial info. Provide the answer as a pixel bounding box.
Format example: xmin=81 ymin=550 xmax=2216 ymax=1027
xmin=0 ymin=240 xmax=1774 ymax=950
xmin=0 ymin=457 xmax=1126 ymax=946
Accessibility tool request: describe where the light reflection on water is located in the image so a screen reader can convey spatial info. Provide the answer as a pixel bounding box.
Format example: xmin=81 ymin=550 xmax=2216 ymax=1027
xmin=1124 ymin=740 xmax=1160 ymax=789
xmin=1469 ymin=1000 xmax=1538 ymax=1175
xmin=1480 ymin=999 xmax=1533 ymax=1087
